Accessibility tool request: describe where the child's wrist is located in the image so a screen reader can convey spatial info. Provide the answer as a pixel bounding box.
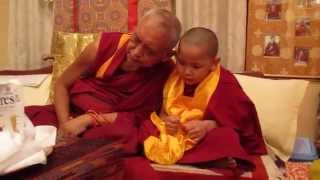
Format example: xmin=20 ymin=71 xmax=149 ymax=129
xmin=83 ymin=114 xmax=94 ymax=127
xmin=204 ymin=120 xmax=216 ymax=132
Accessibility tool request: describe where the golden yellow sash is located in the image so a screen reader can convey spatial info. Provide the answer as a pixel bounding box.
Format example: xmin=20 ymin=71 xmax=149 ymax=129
xmin=144 ymin=65 xmax=221 ymax=164
xmin=96 ymin=33 xmax=131 ymax=78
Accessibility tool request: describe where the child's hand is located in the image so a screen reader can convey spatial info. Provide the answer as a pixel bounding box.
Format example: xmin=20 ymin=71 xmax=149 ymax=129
xmin=57 ymin=114 xmax=92 ymax=139
xmin=182 ymin=120 xmax=217 ymax=144
xmin=161 ymin=115 xmax=180 ymax=135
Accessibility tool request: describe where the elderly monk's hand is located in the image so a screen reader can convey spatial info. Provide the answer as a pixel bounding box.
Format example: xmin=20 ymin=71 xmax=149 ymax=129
xmin=182 ymin=120 xmax=217 ymax=144
xmin=161 ymin=114 xmax=180 ymax=135
xmin=58 ymin=114 xmax=92 ymax=140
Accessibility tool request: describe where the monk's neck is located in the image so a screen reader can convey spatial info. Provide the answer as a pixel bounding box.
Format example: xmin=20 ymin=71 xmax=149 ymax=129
xmin=120 ymin=60 xmax=139 ymax=72
xmin=183 ymin=84 xmax=198 ymax=97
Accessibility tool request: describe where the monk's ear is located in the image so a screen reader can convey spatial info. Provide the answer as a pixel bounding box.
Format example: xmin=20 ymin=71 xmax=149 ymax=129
xmin=213 ymin=57 xmax=220 ymax=64
xmin=161 ymin=50 xmax=176 ymax=62
xmin=167 ymin=50 xmax=176 ymax=57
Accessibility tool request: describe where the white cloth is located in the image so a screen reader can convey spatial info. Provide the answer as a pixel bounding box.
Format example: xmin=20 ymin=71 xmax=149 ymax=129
xmin=0 ymin=114 xmax=56 ymax=175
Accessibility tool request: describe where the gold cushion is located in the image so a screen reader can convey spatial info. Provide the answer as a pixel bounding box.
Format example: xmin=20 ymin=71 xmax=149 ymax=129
xmin=49 ymin=32 xmax=99 ymax=102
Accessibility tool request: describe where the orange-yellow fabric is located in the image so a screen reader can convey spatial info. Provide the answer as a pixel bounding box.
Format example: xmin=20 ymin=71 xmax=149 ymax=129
xmin=144 ymin=65 xmax=221 ymax=164
xmin=95 ymin=34 xmax=131 ymax=78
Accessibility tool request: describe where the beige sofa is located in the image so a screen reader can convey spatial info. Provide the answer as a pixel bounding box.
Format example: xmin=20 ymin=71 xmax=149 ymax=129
xmin=1 ymin=69 xmax=319 ymax=179
xmin=3 ymin=71 xmax=316 ymax=160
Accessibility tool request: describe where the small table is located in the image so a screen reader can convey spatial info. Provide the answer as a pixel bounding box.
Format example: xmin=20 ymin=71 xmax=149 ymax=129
xmin=3 ymin=138 xmax=124 ymax=180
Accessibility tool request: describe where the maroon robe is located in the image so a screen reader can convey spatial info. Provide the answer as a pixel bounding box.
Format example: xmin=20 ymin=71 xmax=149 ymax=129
xmin=25 ymin=32 xmax=173 ymax=154
xmin=138 ymin=67 xmax=267 ymax=173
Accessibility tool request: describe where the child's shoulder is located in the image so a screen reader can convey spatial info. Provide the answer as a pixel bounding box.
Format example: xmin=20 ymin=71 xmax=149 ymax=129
xmin=219 ymin=67 xmax=239 ymax=85
xmin=217 ymin=67 xmax=253 ymax=102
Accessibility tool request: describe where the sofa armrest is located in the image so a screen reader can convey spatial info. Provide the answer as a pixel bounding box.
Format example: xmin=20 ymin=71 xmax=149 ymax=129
xmin=0 ymin=66 xmax=53 ymax=75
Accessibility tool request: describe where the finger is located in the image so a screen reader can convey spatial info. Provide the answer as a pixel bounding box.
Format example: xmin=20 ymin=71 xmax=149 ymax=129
xmin=165 ymin=122 xmax=179 ymax=128
xmin=167 ymin=115 xmax=179 ymax=121
xmin=166 ymin=126 xmax=177 ymax=134
xmin=192 ymin=133 xmax=205 ymax=143
xmin=189 ymin=134 xmax=199 ymax=140
xmin=187 ymin=126 xmax=200 ymax=135
xmin=166 ymin=127 xmax=178 ymax=134
xmin=192 ymin=134 xmax=204 ymax=143
xmin=189 ymin=131 xmax=201 ymax=140
xmin=182 ymin=123 xmax=192 ymax=132
xmin=193 ymin=137 xmax=200 ymax=143
xmin=189 ymin=129 xmax=205 ymax=139
xmin=56 ymin=133 xmax=64 ymax=142
xmin=166 ymin=130 xmax=175 ymax=135
xmin=171 ymin=116 xmax=180 ymax=122
xmin=167 ymin=121 xmax=178 ymax=129
xmin=188 ymin=129 xmax=200 ymax=139
xmin=63 ymin=130 xmax=74 ymax=138
xmin=166 ymin=118 xmax=179 ymax=125
xmin=57 ymin=129 xmax=65 ymax=138
xmin=183 ymin=120 xmax=200 ymax=130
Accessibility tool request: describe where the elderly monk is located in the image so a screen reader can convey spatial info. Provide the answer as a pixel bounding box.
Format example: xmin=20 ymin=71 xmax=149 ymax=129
xmin=25 ymin=9 xmax=181 ymax=154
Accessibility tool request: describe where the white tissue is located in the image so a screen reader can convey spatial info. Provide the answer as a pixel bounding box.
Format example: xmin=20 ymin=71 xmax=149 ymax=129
xmin=0 ymin=120 xmax=57 ymax=174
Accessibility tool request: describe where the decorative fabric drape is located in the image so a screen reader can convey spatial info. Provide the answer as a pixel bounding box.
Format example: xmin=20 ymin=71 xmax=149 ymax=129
xmin=53 ymin=0 xmax=171 ymax=33
xmin=8 ymin=0 xmax=54 ymax=70
xmin=175 ymin=0 xmax=247 ymax=72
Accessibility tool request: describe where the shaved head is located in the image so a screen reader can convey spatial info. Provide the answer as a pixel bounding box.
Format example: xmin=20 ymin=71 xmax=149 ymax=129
xmin=179 ymin=27 xmax=219 ymax=58
xmin=139 ymin=9 xmax=181 ymax=49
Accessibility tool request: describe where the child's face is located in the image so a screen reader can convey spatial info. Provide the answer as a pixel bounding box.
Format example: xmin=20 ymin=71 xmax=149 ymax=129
xmin=176 ymin=43 xmax=215 ymax=85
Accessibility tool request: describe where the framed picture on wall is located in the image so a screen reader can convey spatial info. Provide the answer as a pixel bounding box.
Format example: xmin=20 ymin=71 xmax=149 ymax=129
xmin=246 ymin=0 xmax=320 ymax=78
xmin=294 ymin=47 xmax=310 ymax=66
xmin=295 ymin=17 xmax=311 ymax=36
xmin=264 ymin=35 xmax=280 ymax=57
xmin=266 ymin=0 xmax=282 ymax=20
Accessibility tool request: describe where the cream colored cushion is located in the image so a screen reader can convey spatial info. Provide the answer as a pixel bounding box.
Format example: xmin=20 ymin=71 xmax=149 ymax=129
xmin=49 ymin=32 xmax=99 ymax=102
xmin=22 ymin=75 xmax=52 ymax=106
xmin=235 ymin=74 xmax=309 ymax=161
xmin=297 ymin=82 xmax=320 ymax=140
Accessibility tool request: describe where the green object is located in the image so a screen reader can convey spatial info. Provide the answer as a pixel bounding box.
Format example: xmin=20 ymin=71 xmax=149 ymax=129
xmin=310 ymin=160 xmax=320 ymax=180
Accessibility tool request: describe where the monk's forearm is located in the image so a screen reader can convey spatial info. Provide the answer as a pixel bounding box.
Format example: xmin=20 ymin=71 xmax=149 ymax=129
xmin=54 ymin=83 xmax=71 ymax=125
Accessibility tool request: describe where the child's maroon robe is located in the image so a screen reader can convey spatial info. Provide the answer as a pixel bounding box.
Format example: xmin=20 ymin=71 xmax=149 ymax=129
xmin=139 ymin=67 xmax=267 ymax=167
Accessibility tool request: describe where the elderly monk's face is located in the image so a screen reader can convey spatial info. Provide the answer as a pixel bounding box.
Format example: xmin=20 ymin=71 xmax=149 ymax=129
xmin=176 ymin=43 xmax=215 ymax=85
xmin=126 ymin=19 xmax=172 ymax=69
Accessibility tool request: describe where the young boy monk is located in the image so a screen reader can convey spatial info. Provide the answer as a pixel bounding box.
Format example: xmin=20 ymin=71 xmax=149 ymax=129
xmin=139 ymin=27 xmax=267 ymax=170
